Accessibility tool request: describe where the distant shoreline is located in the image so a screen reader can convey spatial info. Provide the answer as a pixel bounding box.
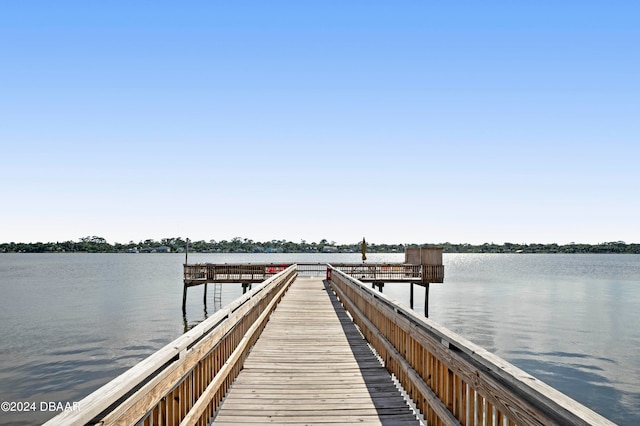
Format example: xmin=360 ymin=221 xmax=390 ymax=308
xmin=1 ymin=238 xmax=639 ymax=254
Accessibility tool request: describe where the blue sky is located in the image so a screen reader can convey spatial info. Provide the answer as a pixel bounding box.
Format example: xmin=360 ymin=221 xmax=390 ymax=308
xmin=1 ymin=1 xmax=638 ymax=245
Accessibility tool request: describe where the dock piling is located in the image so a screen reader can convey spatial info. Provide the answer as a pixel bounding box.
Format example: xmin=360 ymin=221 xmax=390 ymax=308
xmin=203 ymin=282 xmax=208 ymax=306
xmin=410 ymin=282 xmax=414 ymax=309
xmin=47 ymin=263 xmax=617 ymax=426
xmin=182 ymin=284 xmax=187 ymax=313
xmin=425 ymin=282 xmax=429 ymax=317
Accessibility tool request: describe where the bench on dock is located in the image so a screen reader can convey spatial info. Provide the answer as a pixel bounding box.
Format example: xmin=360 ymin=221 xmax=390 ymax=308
xmin=46 ymin=264 xmax=615 ymax=426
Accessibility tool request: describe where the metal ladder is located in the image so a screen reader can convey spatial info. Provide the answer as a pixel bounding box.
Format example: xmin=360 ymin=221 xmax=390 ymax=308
xmin=213 ymin=282 xmax=222 ymax=311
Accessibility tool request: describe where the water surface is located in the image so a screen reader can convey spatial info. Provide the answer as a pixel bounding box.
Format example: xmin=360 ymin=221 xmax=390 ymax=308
xmin=0 ymin=253 xmax=638 ymax=425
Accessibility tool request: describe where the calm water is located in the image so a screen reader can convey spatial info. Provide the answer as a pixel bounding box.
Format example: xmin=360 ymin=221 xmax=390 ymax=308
xmin=0 ymin=253 xmax=639 ymax=425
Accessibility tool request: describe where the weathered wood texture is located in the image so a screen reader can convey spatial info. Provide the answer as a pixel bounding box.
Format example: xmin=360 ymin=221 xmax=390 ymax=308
xmin=44 ymin=267 xmax=298 ymax=426
xmin=213 ymin=277 xmax=420 ymax=425
xmin=331 ymin=263 xmax=444 ymax=284
xmin=48 ymin=263 xmax=613 ymax=426
xmin=184 ymin=264 xmax=292 ymax=285
xmin=329 ymin=269 xmax=616 ymax=426
xmin=184 ymin=263 xmax=443 ymax=286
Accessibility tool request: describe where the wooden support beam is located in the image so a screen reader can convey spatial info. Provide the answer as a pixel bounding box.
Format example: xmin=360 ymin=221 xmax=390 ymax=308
xmin=182 ymin=284 xmax=187 ymax=313
xmin=371 ymin=281 xmax=384 ymax=292
xmin=410 ymin=283 xmax=414 ymax=309
xmin=203 ymin=283 xmax=208 ymax=306
xmin=425 ymin=283 xmax=429 ymax=317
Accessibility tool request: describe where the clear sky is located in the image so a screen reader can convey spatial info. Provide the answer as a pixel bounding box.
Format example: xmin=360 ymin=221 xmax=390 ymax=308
xmin=1 ymin=1 xmax=638 ymax=245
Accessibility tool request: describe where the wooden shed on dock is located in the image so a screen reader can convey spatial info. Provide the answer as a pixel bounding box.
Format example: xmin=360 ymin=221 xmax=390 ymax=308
xmin=405 ymin=247 xmax=444 ymax=284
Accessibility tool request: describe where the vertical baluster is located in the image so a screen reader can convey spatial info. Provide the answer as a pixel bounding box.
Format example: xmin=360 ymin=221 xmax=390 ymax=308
xmin=486 ymin=401 xmax=494 ymax=426
xmin=468 ymin=385 xmax=475 ymax=426
xmin=476 ymin=395 xmax=484 ymax=426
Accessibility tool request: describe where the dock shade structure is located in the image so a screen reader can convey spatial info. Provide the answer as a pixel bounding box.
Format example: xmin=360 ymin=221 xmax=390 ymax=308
xmin=46 ymin=264 xmax=615 ymax=426
xmin=404 ymin=246 xmax=444 ymax=283
xmin=404 ymin=247 xmax=444 ymax=316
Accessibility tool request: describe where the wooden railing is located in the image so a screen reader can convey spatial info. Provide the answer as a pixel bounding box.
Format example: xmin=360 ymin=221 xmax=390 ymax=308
xmin=333 ymin=263 xmax=444 ymax=283
xmin=296 ymin=262 xmax=329 ymax=276
xmin=46 ymin=263 xmax=613 ymax=426
xmin=184 ymin=263 xmax=290 ymax=284
xmin=45 ymin=266 xmax=297 ymax=426
xmin=333 ymin=263 xmax=419 ymax=281
xmin=328 ymin=267 xmax=614 ymax=426
xmin=184 ymin=262 xmax=444 ymax=284
xmin=421 ymin=264 xmax=445 ymax=283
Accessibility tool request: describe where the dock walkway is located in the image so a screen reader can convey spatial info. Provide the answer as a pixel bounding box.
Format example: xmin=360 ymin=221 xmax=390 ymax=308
xmin=213 ymin=277 xmax=420 ymax=425
xmin=46 ymin=265 xmax=617 ymax=426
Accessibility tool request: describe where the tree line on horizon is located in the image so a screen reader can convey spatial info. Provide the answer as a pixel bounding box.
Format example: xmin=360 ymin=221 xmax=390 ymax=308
xmin=1 ymin=236 xmax=639 ymax=254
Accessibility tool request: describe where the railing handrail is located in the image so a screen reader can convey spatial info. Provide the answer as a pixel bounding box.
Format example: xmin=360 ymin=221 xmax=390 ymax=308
xmin=45 ymin=265 xmax=297 ymax=425
xmin=328 ymin=267 xmax=614 ymax=426
xmin=45 ymin=263 xmax=613 ymax=425
xmin=185 ymin=262 xmax=443 ymax=285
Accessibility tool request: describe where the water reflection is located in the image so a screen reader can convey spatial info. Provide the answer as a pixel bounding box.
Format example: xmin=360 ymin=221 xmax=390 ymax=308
xmin=368 ymin=254 xmax=640 ymax=424
xmin=183 ymin=306 xmax=209 ymax=333
xmin=1 ymin=253 xmax=639 ymax=425
xmin=506 ymin=348 xmax=626 ymax=421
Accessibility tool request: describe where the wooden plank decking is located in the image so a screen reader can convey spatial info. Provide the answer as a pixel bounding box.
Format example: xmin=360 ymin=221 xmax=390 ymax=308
xmin=213 ymin=277 xmax=420 ymax=425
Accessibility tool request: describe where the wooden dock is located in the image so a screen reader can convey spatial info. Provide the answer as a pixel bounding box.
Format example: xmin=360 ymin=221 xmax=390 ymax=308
xmin=182 ymin=262 xmax=445 ymax=314
xmin=213 ymin=277 xmax=419 ymax=425
xmin=183 ymin=263 xmax=445 ymax=286
xmin=46 ymin=264 xmax=616 ymax=426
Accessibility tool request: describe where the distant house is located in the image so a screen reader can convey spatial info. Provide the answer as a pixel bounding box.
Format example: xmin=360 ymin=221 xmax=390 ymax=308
xmin=322 ymin=245 xmax=338 ymax=253
xmin=156 ymin=246 xmax=172 ymax=253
